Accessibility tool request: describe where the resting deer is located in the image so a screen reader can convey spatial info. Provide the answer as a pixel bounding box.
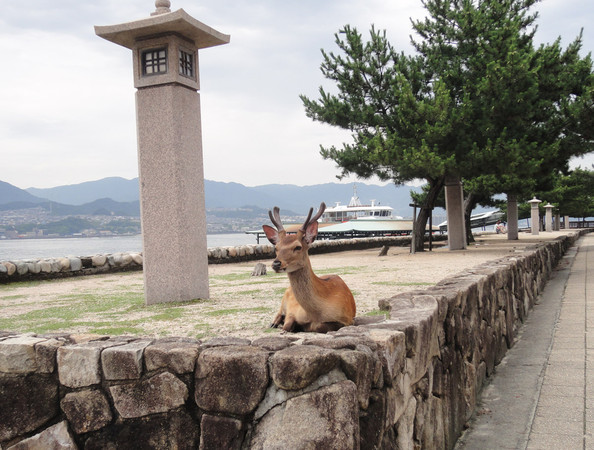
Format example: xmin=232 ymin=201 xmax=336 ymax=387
xmin=262 ymin=203 xmax=356 ymax=333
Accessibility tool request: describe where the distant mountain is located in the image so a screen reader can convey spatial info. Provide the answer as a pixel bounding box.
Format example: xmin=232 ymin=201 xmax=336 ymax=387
xmin=26 ymin=177 xmax=140 ymax=205
xmin=0 ymin=180 xmax=47 ymax=205
xmin=4 ymin=177 xmax=423 ymax=218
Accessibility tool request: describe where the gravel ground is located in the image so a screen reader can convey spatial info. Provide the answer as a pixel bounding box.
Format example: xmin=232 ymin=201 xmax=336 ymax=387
xmin=0 ymin=232 xmax=571 ymax=340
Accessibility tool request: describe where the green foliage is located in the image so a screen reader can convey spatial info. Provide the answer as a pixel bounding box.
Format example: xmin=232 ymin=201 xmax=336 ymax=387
xmin=302 ymin=0 xmax=594 ymax=235
xmin=538 ymin=167 xmax=594 ymax=218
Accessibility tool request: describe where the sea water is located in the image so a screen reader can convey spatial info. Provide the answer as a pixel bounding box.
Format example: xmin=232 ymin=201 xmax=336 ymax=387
xmin=0 ymin=233 xmax=258 ymax=261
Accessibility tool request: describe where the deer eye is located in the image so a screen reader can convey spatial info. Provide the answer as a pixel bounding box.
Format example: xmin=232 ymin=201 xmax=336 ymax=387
xmin=294 ymin=245 xmax=302 ymax=252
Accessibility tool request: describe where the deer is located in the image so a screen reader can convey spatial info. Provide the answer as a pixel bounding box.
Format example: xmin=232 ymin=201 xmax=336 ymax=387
xmin=262 ymin=202 xmax=356 ymax=333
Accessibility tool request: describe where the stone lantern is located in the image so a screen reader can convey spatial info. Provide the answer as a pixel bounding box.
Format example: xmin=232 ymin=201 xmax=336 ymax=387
xmin=544 ymin=203 xmax=554 ymax=232
xmin=95 ymin=1 xmax=230 ymax=304
xmin=528 ymin=197 xmax=542 ymax=235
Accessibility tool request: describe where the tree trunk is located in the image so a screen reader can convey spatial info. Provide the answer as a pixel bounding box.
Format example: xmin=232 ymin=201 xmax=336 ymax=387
xmin=412 ymin=177 xmax=445 ymax=252
xmin=507 ymin=193 xmax=519 ymax=240
xmin=463 ymin=192 xmax=476 ymax=244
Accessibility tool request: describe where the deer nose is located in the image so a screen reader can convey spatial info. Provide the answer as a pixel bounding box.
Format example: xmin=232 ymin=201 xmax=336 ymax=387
xmin=272 ymin=260 xmax=282 ymax=272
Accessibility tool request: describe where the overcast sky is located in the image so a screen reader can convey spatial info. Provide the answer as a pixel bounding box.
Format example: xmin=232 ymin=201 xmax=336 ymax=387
xmin=1 ymin=0 xmax=593 ymax=189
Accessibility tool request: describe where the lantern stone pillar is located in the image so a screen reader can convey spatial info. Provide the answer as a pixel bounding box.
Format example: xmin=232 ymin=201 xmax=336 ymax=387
xmin=507 ymin=193 xmax=519 ymax=240
xmin=95 ymin=2 xmax=230 ymax=304
xmin=528 ymin=197 xmax=542 ymax=236
xmin=444 ymin=176 xmax=467 ymax=250
xmin=544 ymin=203 xmax=554 ymax=232
xmin=564 ymin=215 xmax=570 ymax=229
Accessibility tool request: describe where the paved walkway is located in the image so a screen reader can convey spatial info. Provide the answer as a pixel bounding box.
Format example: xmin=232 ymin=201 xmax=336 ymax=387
xmin=456 ymin=233 xmax=593 ymax=449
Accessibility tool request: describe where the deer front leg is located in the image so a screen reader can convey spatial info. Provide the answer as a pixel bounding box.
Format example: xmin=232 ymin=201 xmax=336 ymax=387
xmin=270 ymin=310 xmax=285 ymax=328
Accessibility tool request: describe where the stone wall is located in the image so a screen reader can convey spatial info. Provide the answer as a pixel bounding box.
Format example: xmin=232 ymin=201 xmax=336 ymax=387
xmin=0 ymin=232 xmax=583 ymax=449
xmin=0 ymin=235 xmax=445 ymax=283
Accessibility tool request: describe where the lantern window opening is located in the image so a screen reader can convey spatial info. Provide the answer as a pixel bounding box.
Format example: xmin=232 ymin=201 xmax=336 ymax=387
xmin=179 ymin=49 xmax=195 ymax=79
xmin=142 ymin=47 xmax=168 ymax=76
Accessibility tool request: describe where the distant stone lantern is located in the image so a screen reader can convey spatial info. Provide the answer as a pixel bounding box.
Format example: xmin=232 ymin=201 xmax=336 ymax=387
xmin=95 ymin=1 xmax=230 ymax=304
xmin=544 ymin=203 xmax=554 ymax=232
xmin=528 ymin=197 xmax=542 ymax=235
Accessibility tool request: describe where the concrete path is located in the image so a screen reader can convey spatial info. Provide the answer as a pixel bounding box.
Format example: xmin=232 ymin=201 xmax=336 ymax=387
xmin=455 ymin=233 xmax=593 ymax=449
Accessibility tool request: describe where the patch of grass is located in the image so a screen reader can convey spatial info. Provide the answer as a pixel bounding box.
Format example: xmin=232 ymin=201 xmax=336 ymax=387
xmin=88 ymin=325 xmax=144 ymax=335
xmin=0 ymin=294 xmax=26 ymax=301
xmin=148 ymin=309 xmax=184 ymax=321
xmin=364 ymin=309 xmax=390 ymax=318
xmin=222 ymin=289 xmax=263 ymax=297
xmin=273 ymin=287 xmax=288 ymax=296
xmin=0 ymin=280 xmax=43 ymax=290
xmin=205 ymin=306 xmax=273 ymax=317
xmin=193 ymin=323 xmax=214 ymax=339
xmin=210 ymin=272 xmax=252 ymax=282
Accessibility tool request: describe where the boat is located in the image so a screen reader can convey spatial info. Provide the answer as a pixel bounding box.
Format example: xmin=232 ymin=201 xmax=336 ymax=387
xmin=438 ymin=210 xmax=504 ymax=231
xmin=321 ymin=185 xmax=402 ymax=223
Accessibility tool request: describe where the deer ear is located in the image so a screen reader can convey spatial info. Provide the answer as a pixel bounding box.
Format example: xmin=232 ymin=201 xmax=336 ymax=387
xmin=304 ymin=221 xmax=318 ymax=245
xmin=262 ymin=225 xmax=279 ymax=245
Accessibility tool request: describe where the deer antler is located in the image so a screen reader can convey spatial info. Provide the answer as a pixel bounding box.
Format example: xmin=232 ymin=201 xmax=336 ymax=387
xmin=268 ymin=206 xmax=285 ymax=232
xmin=300 ymin=202 xmax=326 ymax=233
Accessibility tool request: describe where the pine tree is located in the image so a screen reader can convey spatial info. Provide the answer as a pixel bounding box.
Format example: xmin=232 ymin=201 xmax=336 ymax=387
xmin=301 ymin=0 xmax=593 ymax=250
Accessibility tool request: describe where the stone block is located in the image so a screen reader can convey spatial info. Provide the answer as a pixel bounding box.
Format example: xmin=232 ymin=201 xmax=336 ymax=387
xmin=364 ymin=328 xmax=406 ymax=386
xmin=69 ymin=257 xmax=82 ymax=271
xmin=58 ymin=341 xmax=120 ymax=388
xmin=199 ymin=415 xmax=243 ymax=450
xmin=57 ymin=257 xmax=70 ymax=271
xmin=61 ymin=389 xmax=113 ymax=434
xmin=144 ymin=339 xmax=200 ymax=373
xmin=8 ymin=421 xmax=76 ymax=450
xmin=101 ymin=339 xmax=152 ymax=380
xmin=337 ymin=349 xmax=374 ymax=409
xmin=110 ymin=372 xmax=188 ymax=419
xmin=254 ymin=368 xmax=347 ymax=421
xmin=35 ymin=338 xmax=64 ymax=373
xmin=195 ymin=345 xmax=269 ymax=415
xmin=92 ymin=255 xmax=107 ymax=267
xmin=84 ymin=410 xmax=197 ymax=449
xmin=374 ymin=295 xmax=440 ymax=383
xmin=251 ymin=336 xmax=297 ymax=352
xmin=2 ymin=262 xmax=16 ymax=276
xmin=0 ymin=373 xmax=58 ymax=442
xmin=269 ymin=345 xmax=340 ymax=391
xmin=0 ymin=335 xmax=47 ymax=374
xmin=249 ymin=381 xmax=359 ymax=449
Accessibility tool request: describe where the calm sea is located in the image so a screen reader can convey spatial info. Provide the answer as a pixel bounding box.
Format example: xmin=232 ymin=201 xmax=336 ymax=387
xmin=0 ymin=233 xmax=259 ymax=261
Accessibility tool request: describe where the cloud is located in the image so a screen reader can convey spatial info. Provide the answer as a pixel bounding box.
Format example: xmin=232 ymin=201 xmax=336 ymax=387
xmin=0 ymin=0 xmax=592 ymax=189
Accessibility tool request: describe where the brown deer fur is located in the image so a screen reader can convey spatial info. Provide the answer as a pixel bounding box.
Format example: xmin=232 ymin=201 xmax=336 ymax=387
xmin=262 ymin=203 xmax=356 ymax=333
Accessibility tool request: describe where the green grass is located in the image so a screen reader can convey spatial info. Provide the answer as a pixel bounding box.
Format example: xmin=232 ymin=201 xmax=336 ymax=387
xmin=0 ymin=288 xmax=210 ymax=335
xmin=204 ymin=306 xmax=273 ymax=317
xmin=364 ymin=309 xmax=390 ymax=318
xmin=222 ymin=289 xmax=263 ymax=297
xmin=0 ymin=294 xmax=26 ymax=301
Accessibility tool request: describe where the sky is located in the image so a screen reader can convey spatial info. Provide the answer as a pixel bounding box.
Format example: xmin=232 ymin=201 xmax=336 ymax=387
xmin=1 ymin=0 xmax=594 ymax=190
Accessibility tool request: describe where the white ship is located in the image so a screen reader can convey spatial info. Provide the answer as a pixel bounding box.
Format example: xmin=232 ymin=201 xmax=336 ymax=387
xmin=321 ymin=185 xmax=402 ymax=223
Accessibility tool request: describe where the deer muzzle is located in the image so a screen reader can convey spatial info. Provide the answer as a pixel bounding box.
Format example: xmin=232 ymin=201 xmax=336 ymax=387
xmin=271 ymin=259 xmax=285 ymax=272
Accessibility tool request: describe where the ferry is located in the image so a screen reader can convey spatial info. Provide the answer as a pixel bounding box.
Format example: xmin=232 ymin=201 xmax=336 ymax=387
xmin=321 ymin=186 xmax=402 ymax=223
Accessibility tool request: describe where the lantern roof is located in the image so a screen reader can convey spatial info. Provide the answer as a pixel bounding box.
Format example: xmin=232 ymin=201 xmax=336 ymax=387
xmin=95 ymin=8 xmax=230 ymax=50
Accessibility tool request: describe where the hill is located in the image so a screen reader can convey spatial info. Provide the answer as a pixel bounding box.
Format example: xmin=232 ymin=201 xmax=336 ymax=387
xmin=25 ymin=177 xmax=140 ymax=205
xmin=18 ymin=177 xmax=420 ymax=218
xmin=0 ymin=180 xmax=46 ymax=205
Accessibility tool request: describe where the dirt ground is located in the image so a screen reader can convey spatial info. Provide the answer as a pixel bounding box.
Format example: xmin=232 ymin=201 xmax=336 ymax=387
xmin=0 ymin=232 xmax=571 ymax=340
